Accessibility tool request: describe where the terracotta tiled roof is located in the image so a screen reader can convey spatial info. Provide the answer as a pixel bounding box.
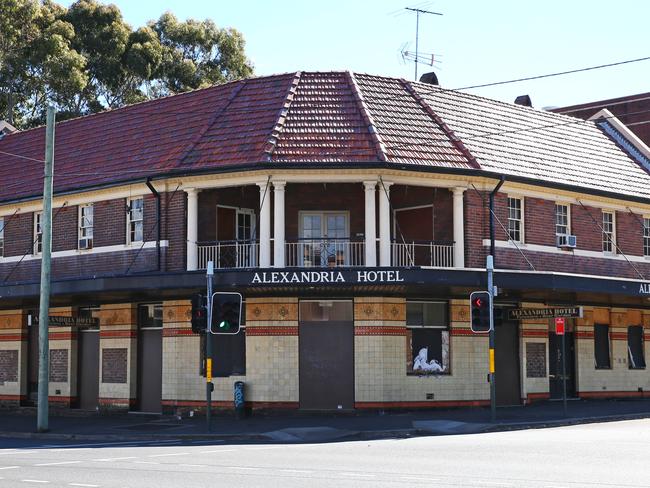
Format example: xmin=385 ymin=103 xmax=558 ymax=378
xmin=0 ymin=71 xmax=649 ymax=203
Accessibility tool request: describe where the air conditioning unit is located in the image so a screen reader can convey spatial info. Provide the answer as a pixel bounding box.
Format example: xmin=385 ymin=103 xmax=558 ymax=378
xmin=79 ymin=238 xmax=93 ymax=250
xmin=556 ymin=234 xmax=577 ymax=248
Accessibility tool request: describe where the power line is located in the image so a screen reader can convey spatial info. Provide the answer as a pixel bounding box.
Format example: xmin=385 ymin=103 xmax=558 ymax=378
xmin=454 ymin=56 xmax=650 ymax=91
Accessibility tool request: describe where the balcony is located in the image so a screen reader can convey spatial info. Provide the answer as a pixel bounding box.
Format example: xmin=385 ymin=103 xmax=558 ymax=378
xmin=198 ymin=239 xmax=454 ymax=269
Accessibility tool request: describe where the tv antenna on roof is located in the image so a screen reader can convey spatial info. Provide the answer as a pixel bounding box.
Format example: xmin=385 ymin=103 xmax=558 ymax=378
xmin=404 ymin=6 xmax=442 ymax=80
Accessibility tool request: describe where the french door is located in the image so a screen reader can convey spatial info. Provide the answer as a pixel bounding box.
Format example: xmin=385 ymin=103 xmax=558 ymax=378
xmin=300 ymin=212 xmax=348 ymax=266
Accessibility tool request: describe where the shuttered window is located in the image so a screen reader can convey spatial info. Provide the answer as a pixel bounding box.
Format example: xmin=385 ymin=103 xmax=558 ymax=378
xmin=628 ymin=325 xmax=645 ymax=369
xmin=594 ymin=324 xmax=611 ymax=369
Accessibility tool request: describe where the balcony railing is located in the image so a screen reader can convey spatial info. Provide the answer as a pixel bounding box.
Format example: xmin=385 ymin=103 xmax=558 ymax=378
xmin=285 ymin=238 xmax=365 ymax=268
xmin=391 ymin=241 xmax=454 ymax=267
xmin=198 ymin=239 xmax=455 ymax=269
xmin=198 ymin=240 xmax=259 ymax=269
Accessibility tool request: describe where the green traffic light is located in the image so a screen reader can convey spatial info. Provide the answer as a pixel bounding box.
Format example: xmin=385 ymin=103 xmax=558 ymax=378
xmin=219 ymin=320 xmax=231 ymax=330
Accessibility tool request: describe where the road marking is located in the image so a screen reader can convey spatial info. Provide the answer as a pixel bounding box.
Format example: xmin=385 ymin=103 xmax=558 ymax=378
xmin=91 ymin=457 xmax=136 ymax=462
xmin=200 ymin=449 xmax=236 ymax=454
xmin=0 ymin=466 xmax=19 ymax=470
xmin=179 ymin=464 xmax=205 ymax=468
xmin=340 ymin=473 xmax=375 ymax=477
xmin=279 ymin=469 xmax=313 ymax=474
xmin=0 ymin=450 xmax=37 ymax=456
xmin=21 ymin=480 xmax=50 ymax=484
xmin=223 ymin=467 xmax=260 ymax=471
xmin=134 ymin=461 xmax=159 ymax=465
xmin=69 ymin=484 xmax=99 ymax=487
xmin=401 ymin=477 xmax=441 ymax=482
xmin=36 ymin=461 xmax=82 ymax=466
xmin=148 ymin=452 xmax=190 ymax=458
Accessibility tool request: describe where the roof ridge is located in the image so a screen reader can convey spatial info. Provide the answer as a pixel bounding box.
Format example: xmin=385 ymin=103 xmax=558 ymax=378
xmin=177 ymin=80 xmax=248 ymax=166
xmin=401 ymin=79 xmax=481 ymax=169
xmin=264 ymin=71 xmax=302 ymax=162
xmin=346 ymin=71 xmax=388 ymax=162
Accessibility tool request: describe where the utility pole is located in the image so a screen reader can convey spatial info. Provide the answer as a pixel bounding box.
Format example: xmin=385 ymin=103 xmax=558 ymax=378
xmin=37 ymin=106 xmax=55 ymax=433
xmin=405 ymin=7 xmax=442 ymax=80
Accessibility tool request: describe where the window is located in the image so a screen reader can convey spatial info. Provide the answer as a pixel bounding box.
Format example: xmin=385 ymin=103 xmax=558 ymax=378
xmin=128 ymin=198 xmax=143 ymax=243
xmin=0 ymin=216 xmax=4 ymax=257
xmin=137 ymin=303 xmax=162 ymax=328
xmin=299 ymin=212 xmax=349 ymax=266
xmin=507 ymin=197 xmax=523 ymax=243
xmin=594 ymin=324 xmax=611 ymax=369
xmin=78 ymin=204 xmax=94 ymax=250
xmin=602 ymin=211 xmax=615 ymax=253
xmin=202 ymin=301 xmax=246 ymax=377
xmin=643 ymin=218 xmax=650 ymax=257
xmin=555 ymin=204 xmax=570 ymax=242
xmin=34 ymin=212 xmax=42 ymax=254
xmin=406 ymin=301 xmax=449 ymax=374
xmin=628 ymin=325 xmax=645 ymax=369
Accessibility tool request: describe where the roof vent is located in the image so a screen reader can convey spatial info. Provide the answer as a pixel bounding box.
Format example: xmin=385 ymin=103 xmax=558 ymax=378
xmin=419 ymin=72 xmax=439 ymax=85
xmin=514 ymin=95 xmax=532 ymax=107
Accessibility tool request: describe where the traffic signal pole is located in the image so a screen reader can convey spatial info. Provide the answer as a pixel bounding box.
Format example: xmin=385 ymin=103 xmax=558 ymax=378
xmin=488 ymin=176 xmax=504 ymax=423
xmin=205 ymin=261 xmax=214 ymax=432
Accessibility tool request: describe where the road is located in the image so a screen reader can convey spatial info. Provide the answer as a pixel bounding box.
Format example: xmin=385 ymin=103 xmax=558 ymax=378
xmin=1 ymin=418 xmax=649 ymax=487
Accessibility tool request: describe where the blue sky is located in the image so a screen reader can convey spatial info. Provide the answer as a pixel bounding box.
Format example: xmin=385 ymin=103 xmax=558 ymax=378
xmin=62 ymin=0 xmax=649 ymax=109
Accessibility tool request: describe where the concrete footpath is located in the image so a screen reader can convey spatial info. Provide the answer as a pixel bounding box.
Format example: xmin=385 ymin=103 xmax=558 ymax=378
xmin=2 ymin=398 xmax=650 ymax=443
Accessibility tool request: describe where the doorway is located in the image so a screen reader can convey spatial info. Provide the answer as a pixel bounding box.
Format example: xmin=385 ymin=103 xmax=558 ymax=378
xmin=548 ymin=331 xmax=577 ymax=399
xmin=299 ymin=300 xmax=354 ymax=410
xmin=24 ymin=316 xmax=39 ymax=406
xmin=77 ymin=329 xmax=99 ymax=410
xmin=495 ymin=319 xmax=521 ymax=406
xmin=216 ymin=205 xmax=256 ymax=267
xmin=136 ymin=304 xmax=163 ymax=413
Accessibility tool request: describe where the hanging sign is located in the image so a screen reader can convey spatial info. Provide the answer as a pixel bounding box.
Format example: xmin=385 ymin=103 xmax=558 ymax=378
xmin=555 ymin=317 xmax=566 ymax=335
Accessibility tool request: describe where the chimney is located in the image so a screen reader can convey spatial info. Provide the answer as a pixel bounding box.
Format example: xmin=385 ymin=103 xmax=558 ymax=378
xmin=514 ymin=95 xmax=532 ymax=107
xmin=419 ymin=71 xmax=439 ymax=85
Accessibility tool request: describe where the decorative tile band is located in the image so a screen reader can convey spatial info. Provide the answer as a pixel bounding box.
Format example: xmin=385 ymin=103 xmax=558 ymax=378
xmin=355 ymin=400 xmax=489 ymax=408
xmin=522 ymin=330 xmax=549 ymax=338
xmin=162 ymin=327 xmax=194 ymax=337
xmin=354 ymin=326 xmax=406 ymax=336
xmin=246 ymin=326 xmax=299 ymax=336
xmin=0 ymin=333 xmax=27 ymax=341
xmin=100 ymin=330 xmax=137 ymax=339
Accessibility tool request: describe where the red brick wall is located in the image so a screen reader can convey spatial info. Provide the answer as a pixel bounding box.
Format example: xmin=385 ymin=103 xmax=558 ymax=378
xmin=570 ymin=203 xmax=602 ymax=252
xmin=524 ymin=197 xmax=555 ymax=246
xmin=3 ymin=212 xmax=35 ymax=257
xmin=94 ymin=199 xmax=126 ymax=247
xmin=52 ymin=205 xmax=77 ymax=252
xmin=617 ymin=210 xmax=644 ymax=256
xmin=163 ymin=190 xmax=187 ymax=272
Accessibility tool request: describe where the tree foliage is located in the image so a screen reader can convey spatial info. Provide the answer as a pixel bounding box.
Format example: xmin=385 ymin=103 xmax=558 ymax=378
xmin=0 ymin=0 xmax=253 ymax=128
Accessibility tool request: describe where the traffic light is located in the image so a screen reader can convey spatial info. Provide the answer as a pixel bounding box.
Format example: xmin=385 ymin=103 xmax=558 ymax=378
xmin=210 ymin=292 xmax=243 ymax=335
xmin=470 ymin=291 xmax=492 ymax=333
xmin=191 ymin=294 xmax=208 ymax=333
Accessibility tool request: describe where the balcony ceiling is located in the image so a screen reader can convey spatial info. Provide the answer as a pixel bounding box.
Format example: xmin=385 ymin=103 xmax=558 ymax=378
xmin=1 ymin=72 xmax=649 ymax=203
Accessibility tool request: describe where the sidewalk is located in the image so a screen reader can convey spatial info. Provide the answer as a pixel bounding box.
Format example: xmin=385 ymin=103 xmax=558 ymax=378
xmin=2 ymin=398 xmax=650 ymax=443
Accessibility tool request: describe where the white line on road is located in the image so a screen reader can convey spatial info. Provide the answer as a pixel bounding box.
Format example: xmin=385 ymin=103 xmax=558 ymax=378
xmin=21 ymin=480 xmax=50 ymax=484
xmin=178 ymin=464 xmax=205 ymax=468
xmin=35 ymin=461 xmax=82 ymax=466
xmin=69 ymin=484 xmax=99 ymax=487
xmin=0 ymin=466 xmax=19 ymax=470
xmin=340 ymin=473 xmax=375 ymax=478
xmin=147 ymin=452 xmax=190 ymax=458
xmin=279 ymin=469 xmax=313 ymax=474
xmin=90 ymin=457 xmax=136 ymax=462
xmin=133 ymin=461 xmax=159 ymax=465
xmin=401 ymin=477 xmax=441 ymax=482
xmin=223 ymin=467 xmax=260 ymax=471
xmin=0 ymin=450 xmax=37 ymax=456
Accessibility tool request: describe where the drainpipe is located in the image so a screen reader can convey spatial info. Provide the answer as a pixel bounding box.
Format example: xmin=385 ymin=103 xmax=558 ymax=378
xmin=146 ymin=178 xmax=161 ymax=272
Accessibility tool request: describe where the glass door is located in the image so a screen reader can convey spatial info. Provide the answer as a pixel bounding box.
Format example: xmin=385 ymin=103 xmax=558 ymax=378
xmin=300 ymin=213 xmax=348 ymax=266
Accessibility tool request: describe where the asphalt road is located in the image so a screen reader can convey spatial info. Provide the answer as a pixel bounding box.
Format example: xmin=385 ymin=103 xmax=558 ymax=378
xmin=1 ymin=418 xmax=649 ymax=488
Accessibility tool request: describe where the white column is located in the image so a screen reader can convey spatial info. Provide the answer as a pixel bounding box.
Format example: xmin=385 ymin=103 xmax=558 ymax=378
xmin=185 ymin=188 xmax=199 ymax=271
xmin=258 ymin=181 xmax=271 ymax=268
xmin=363 ymin=181 xmax=377 ymax=267
xmin=378 ymin=181 xmax=393 ymax=266
xmin=273 ymin=181 xmax=286 ymax=268
xmin=452 ymin=187 xmax=465 ymax=268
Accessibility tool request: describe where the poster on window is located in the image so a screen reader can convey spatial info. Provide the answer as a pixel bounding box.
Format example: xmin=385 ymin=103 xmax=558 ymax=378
xmin=409 ymin=329 xmax=449 ymax=374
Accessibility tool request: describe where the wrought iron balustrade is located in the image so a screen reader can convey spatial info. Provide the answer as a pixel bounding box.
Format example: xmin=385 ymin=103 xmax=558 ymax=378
xmin=391 ymin=241 xmax=454 ymax=268
xmin=198 ymin=240 xmax=259 ymax=269
xmin=285 ymin=238 xmax=365 ymax=268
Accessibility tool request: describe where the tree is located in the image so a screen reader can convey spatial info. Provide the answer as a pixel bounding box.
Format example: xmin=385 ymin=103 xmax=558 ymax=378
xmin=150 ymin=12 xmax=253 ymax=96
xmin=0 ymin=0 xmax=253 ymax=128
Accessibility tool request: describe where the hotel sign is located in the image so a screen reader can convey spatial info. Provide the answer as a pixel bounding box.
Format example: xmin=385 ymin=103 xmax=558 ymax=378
xmin=508 ymin=307 xmax=583 ymax=320
xmin=30 ymin=315 xmax=99 ymax=328
xmin=251 ymin=269 xmax=405 ymax=285
xmin=640 ymin=283 xmax=650 ymax=295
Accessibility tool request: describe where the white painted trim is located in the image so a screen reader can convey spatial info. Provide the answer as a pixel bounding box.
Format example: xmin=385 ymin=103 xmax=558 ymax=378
xmin=481 ymin=238 xmax=650 ymax=263
xmin=589 ymin=108 xmax=650 ymax=161
xmin=554 ymin=201 xmax=571 ymax=236
xmin=0 ymin=240 xmax=169 ymax=263
xmin=506 ymin=195 xmax=524 ymax=244
xmin=126 ymin=196 xmax=144 ymax=245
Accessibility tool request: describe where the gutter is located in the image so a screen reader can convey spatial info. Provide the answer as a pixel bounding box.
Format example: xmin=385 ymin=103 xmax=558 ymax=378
xmin=145 ymin=177 xmax=162 ymax=272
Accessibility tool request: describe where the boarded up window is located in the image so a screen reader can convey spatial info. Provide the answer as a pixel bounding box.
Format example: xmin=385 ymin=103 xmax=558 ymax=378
xmin=102 ymin=348 xmax=128 ymax=383
xmin=407 ymin=301 xmax=449 ymax=374
xmin=628 ymin=325 xmax=645 ymax=369
xmin=526 ymin=342 xmax=546 ymax=378
xmin=49 ymin=349 xmax=68 ymax=382
xmin=594 ymin=324 xmax=611 ymax=369
xmin=0 ymin=350 xmax=19 ymax=382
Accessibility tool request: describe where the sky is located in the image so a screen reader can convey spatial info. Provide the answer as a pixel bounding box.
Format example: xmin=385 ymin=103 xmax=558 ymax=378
xmin=61 ymin=0 xmax=650 ymax=109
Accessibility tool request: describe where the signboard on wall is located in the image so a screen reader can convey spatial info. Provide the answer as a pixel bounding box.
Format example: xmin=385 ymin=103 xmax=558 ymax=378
xmin=508 ymin=306 xmax=582 ymax=321
xmin=29 ymin=315 xmax=99 ymax=328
